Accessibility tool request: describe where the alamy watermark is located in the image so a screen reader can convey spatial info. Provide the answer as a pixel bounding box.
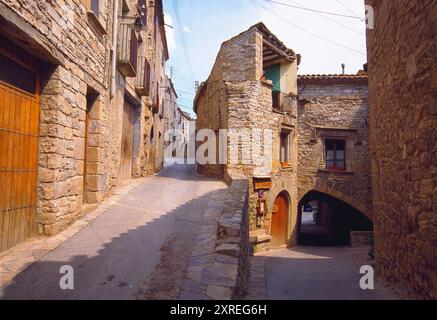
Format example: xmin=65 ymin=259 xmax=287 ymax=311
xmin=59 ymin=265 xmax=74 ymax=290
xmin=164 ymin=127 xmax=274 ymax=176
xmin=365 ymin=5 xmax=375 ymax=30
xmin=359 ymin=265 xmax=375 ymax=290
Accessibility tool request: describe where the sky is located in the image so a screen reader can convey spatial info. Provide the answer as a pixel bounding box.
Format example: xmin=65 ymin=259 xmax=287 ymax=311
xmin=163 ymin=0 xmax=368 ymax=117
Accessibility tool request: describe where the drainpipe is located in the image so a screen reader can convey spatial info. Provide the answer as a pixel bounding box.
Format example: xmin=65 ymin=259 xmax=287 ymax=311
xmin=111 ymin=0 xmax=119 ymax=98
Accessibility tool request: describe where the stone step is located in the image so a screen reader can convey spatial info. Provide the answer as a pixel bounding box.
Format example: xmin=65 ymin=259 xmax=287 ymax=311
xmin=249 ymin=230 xmax=271 ymax=244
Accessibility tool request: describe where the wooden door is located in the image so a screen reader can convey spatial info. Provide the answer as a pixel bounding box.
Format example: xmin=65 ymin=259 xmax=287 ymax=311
xmin=121 ymin=99 xmax=135 ymax=180
xmin=0 ymin=47 xmax=40 ymax=252
xmin=271 ymin=193 xmax=288 ymax=247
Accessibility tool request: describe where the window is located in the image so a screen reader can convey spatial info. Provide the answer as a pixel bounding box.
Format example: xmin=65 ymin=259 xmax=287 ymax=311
xmin=84 ymin=0 xmax=100 ymax=15
xmin=138 ymin=0 xmax=147 ymax=26
xmin=280 ymin=132 xmax=290 ymax=167
xmin=325 ymin=139 xmax=346 ymax=171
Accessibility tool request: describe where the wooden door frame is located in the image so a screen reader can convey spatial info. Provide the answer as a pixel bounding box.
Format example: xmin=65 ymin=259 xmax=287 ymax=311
xmin=0 ymin=37 xmax=41 ymax=251
xmin=271 ymin=191 xmax=290 ymax=247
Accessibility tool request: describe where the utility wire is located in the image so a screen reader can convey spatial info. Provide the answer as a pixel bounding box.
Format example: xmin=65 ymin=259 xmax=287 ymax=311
xmin=263 ymin=0 xmax=363 ymax=20
xmin=171 ymin=0 xmax=195 ymax=81
xmin=271 ymin=1 xmax=364 ymax=47
xmin=250 ymin=0 xmax=366 ymax=56
xmin=335 ymin=0 xmax=362 ymax=19
xmin=286 ymin=0 xmax=365 ymax=36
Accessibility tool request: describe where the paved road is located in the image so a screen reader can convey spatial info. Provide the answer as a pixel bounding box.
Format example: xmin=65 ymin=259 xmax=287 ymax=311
xmin=0 ymin=164 xmax=227 ymax=300
xmin=246 ymin=246 xmax=399 ymax=300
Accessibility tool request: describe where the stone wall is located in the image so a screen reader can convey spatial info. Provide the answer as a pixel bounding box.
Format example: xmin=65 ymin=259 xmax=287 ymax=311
xmin=179 ymin=177 xmax=250 ymax=300
xmin=195 ymin=25 xmax=300 ymax=249
xmin=297 ymin=80 xmax=372 ymax=219
xmin=365 ymin=0 xmax=437 ymax=299
xmin=0 ymin=0 xmax=114 ymax=234
xmin=216 ymin=178 xmax=250 ymax=299
xmin=0 ymin=0 xmax=168 ymax=238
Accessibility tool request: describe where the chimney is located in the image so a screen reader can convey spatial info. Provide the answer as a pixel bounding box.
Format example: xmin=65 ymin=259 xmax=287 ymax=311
xmin=341 ymin=63 xmax=345 ymax=75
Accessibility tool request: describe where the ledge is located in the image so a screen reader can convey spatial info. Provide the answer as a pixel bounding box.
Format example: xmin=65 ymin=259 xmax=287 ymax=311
xmin=317 ymin=169 xmax=355 ymax=175
xmin=86 ymin=11 xmax=107 ymax=37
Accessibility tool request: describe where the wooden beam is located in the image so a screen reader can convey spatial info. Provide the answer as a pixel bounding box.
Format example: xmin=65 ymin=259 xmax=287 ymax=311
xmin=263 ymin=39 xmax=293 ymax=63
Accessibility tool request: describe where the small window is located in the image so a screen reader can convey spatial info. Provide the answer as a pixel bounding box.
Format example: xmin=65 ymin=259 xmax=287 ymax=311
xmin=138 ymin=0 xmax=148 ymax=26
xmin=280 ymin=132 xmax=290 ymax=167
xmin=84 ymin=0 xmax=100 ymax=15
xmin=325 ymin=139 xmax=346 ymax=171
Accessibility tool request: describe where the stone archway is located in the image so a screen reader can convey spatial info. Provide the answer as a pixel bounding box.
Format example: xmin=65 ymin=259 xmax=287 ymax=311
xmin=297 ymin=190 xmax=373 ymax=246
xmin=299 ymin=179 xmax=372 ymax=221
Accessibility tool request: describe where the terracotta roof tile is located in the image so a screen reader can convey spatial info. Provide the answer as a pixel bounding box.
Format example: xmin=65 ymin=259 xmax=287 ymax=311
xmin=298 ymin=73 xmax=368 ymax=85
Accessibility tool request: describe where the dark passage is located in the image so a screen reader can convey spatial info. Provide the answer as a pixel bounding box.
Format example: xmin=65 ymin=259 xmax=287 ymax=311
xmin=297 ymin=191 xmax=372 ymax=246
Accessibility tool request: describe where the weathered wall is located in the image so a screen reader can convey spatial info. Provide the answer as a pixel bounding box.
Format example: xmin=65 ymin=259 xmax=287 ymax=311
xmin=195 ymin=25 xmax=299 ymax=250
xmin=297 ymin=80 xmax=372 ymax=219
xmin=0 ymin=0 xmax=113 ymax=234
xmin=365 ymin=0 xmax=437 ymax=299
xmin=0 ymin=0 xmax=167 ymax=238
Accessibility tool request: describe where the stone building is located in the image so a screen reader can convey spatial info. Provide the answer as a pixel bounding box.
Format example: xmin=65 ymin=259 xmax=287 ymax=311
xmin=365 ymin=0 xmax=436 ymax=299
xmin=0 ymin=0 xmax=170 ymax=252
xmin=194 ymin=23 xmax=300 ymax=250
xmin=297 ymin=73 xmax=373 ymax=245
xmin=195 ymin=23 xmax=373 ymax=252
xmin=162 ymin=74 xmax=178 ymax=138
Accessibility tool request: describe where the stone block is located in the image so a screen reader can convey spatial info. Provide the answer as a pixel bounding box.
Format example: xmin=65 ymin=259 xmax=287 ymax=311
xmin=86 ymin=175 xmax=102 ymax=192
xmin=206 ymin=285 xmax=232 ymax=300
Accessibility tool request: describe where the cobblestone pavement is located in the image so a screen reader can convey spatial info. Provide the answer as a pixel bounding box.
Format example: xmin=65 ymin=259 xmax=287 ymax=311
xmin=0 ymin=165 xmax=227 ymax=300
xmin=245 ymin=246 xmax=400 ymax=300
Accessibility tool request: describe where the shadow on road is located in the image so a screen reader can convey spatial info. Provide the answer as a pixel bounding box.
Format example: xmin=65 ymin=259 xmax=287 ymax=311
xmin=0 ymin=178 xmax=224 ymax=300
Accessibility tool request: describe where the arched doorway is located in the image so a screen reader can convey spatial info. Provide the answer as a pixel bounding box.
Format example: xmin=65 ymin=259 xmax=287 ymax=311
xmin=297 ymin=191 xmax=373 ymax=246
xmin=271 ymin=192 xmax=289 ymax=247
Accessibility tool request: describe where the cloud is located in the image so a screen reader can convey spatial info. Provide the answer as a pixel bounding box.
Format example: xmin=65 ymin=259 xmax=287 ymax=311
xmin=183 ymin=26 xmax=191 ymax=33
xmin=164 ymin=12 xmax=177 ymax=52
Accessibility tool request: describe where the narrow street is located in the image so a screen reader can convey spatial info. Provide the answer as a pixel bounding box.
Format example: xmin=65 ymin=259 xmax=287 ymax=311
xmin=245 ymin=246 xmax=399 ymax=300
xmin=0 ymin=165 xmax=227 ymax=300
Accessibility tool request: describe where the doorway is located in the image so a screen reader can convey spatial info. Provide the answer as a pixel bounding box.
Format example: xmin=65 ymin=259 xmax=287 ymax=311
xmin=121 ymin=99 xmax=135 ymax=180
xmin=271 ymin=192 xmax=289 ymax=247
xmin=0 ymin=44 xmax=40 ymax=251
xmin=83 ymin=88 xmax=98 ymax=204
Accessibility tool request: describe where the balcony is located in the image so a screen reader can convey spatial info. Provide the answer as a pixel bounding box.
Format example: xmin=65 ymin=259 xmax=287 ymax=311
xmin=272 ymin=91 xmax=297 ymax=115
xmin=135 ymin=57 xmax=151 ymax=96
xmin=117 ymin=23 xmax=138 ymax=77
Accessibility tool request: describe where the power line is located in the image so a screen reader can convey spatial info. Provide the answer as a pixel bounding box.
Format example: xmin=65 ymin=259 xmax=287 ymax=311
xmin=286 ymin=0 xmax=365 ymax=36
xmin=171 ymin=0 xmax=195 ymax=81
xmin=270 ymin=1 xmax=364 ymax=47
xmin=335 ymin=0 xmax=362 ymax=18
xmin=263 ymin=0 xmax=363 ymax=20
xmin=249 ymin=0 xmax=366 ymax=56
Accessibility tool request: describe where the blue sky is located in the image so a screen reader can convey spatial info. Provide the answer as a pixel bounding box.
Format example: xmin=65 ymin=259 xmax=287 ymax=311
xmin=163 ymin=0 xmax=368 ymax=117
